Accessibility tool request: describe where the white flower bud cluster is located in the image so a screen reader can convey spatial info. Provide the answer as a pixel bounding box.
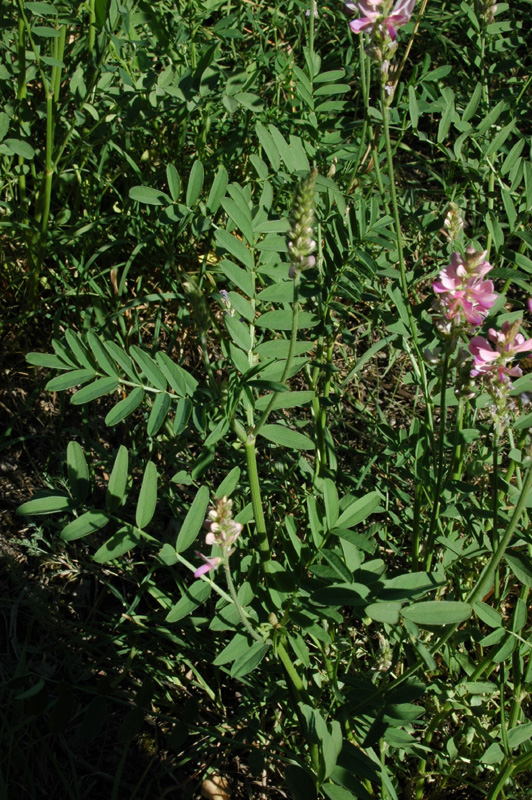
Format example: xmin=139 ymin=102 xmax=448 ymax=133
xmin=287 ymin=169 xmax=318 ymax=279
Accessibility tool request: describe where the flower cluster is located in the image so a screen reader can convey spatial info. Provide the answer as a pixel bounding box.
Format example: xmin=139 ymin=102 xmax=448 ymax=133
xmin=470 ymin=321 xmax=532 ymax=385
xmin=287 ymin=169 xmax=318 ymax=279
xmin=432 ymin=248 xmax=497 ymax=331
xmin=345 ymin=0 xmax=416 ymax=79
xmin=432 ymin=244 xmax=532 ymax=427
xmin=475 ymin=0 xmax=497 ymax=25
xmin=346 ymin=0 xmax=416 ymax=40
xmin=194 ymin=497 xmax=242 ymax=578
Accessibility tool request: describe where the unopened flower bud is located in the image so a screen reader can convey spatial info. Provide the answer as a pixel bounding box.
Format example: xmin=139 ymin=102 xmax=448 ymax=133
xmin=287 ymin=169 xmax=318 ymax=279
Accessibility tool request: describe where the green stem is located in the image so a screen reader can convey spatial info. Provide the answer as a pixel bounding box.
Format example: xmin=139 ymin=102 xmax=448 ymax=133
xmin=424 ymin=350 xmax=451 ymax=568
xmin=379 ymin=78 xmax=432 ymax=427
xmin=275 ymin=640 xmax=321 ymax=775
xmin=89 ymin=0 xmax=96 ymax=54
xmin=224 ymin=564 xmax=270 ymax=644
xmin=245 ymin=437 xmax=271 ymax=564
xmin=468 ymin=455 xmax=532 ymax=606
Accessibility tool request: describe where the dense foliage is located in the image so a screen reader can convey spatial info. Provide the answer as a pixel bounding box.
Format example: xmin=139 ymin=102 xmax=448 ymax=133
xmin=3 ymin=0 xmax=532 ymax=798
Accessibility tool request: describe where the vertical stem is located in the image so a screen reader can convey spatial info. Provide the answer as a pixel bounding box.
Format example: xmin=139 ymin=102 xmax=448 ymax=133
xmin=275 ymin=640 xmax=321 ymax=775
xmin=245 ymin=437 xmax=271 ymax=564
xmin=89 ymin=0 xmax=96 ymax=55
xmin=424 ymin=351 xmax=451 ymax=568
xmin=468 ymin=457 xmax=532 ymax=606
xmin=223 ymin=564 xmax=268 ymax=644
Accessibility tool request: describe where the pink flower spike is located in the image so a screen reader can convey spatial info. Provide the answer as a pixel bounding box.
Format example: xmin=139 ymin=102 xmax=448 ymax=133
xmin=193 ymin=553 xmax=221 ymax=579
xmin=347 ymin=0 xmax=416 ymax=39
xmin=528 ymin=298 xmax=532 ymax=315
xmin=469 ymin=336 xmax=499 ymax=364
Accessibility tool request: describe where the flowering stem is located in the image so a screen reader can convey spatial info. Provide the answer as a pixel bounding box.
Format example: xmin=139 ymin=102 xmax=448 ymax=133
xmin=223 ymin=563 xmax=270 ymax=645
xmin=379 ymin=78 xmax=432 ymax=426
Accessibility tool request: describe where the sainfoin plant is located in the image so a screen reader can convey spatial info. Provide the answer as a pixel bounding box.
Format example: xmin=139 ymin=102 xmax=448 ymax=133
xmin=8 ymin=0 xmax=532 ymax=798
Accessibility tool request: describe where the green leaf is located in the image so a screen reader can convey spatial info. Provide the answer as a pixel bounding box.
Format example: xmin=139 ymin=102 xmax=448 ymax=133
xmin=135 ymin=461 xmax=158 ymax=529
xmin=46 ymin=369 xmax=96 ymax=391
xmin=173 ymin=397 xmax=192 ymax=435
xmin=234 ymin=91 xmax=263 ymax=111
xmin=106 ymin=445 xmax=129 ymax=512
xmin=408 ymin=86 xmax=419 ymax=129
xmin=260 ymin=424 xmax=314 ymax=450
xmin=215 ymin=467 xmax=241 ymax=498
xmin=17 ymin=492 xmax=76 ymax=516
xmin=268 ymin=125 xmax=294 ymax=172
xmin=221 ymin=196 xmax=254 ymax=245
xmin=365 ymin=601 xmax=402 ymax=624
xmin=206 ymin=165 xmax=228 ymax=213
xmin=224 ymin=314 xmax=252 ymax=351
xmin=401 ymin=601 xmax=471 ymax=627
xmin=473 ymin=601 xmax=503 ymax=628
xmin=26 ymin=2 xmax=58 ymax=15
xmin=65 ymin=330 xmax=94 ymax=370
xmin=105 ymin=387 xmax=145 ymax=427
xmin=129 ymin=186 xmax=170 ymax=205
xmin=67 ymin=441 xmax=90 ymax=502
xmin=155 ymin=352 xmax=195 ymax=395
xmin=507 ymin=722 xmax=532 ymax=749
xmin=166 ymin=579 xmax=211 ymax=623
xmin=256 ymin=122 xmax=280 ymax=171
xmin=257 ymin=282 xmax=294 ymax=303
xmin=27 ymin=352 xmax=72 ymax=370
xmin=4 ymin=138 xmax=35 ymax=159
xmin=93 ymin=526 xmax=140 ymax=563
xmin=215 ymin=229 xmax=253 ymax=269
xmin=437 ymin=90 xmax=455 ymax=143
xmin=230 ymin=641 xmax=269 ymax=678
xmin=130 ymin=346 xmax=167 ymax=391
xmin=255 ymin=390 xmax=315 ymax=411
xmin=484 ymin=121 xmax=516 ymax=158
xmin=94 ymin=0 xmax=110 ymax=27
xmin=87 ymin=333 xmax=119 ymax=377
xmin=61 ymin=511 xmax=110 ymax=541
xmin=504 ymin=549 xmax=532 ymax=587
xmin=71 ymin=377 xmax=118 ymax=405
xmin=335 ymin=491 xmax=381 ymax=530
xmin=186 ymin=160 xmax=204 ymax=206
xmin=213 ymin=633 xmax=250 ymax=666
xmin=481 ymin=742 xmax=505 ymax=765
xmin=166 ymin=163 xmax=181 ymax=201
xmin=323 ymin=478 xmax=339 ymax=528
xmin=218 ymin=258 xmax=254 ymax=298
xmin=101 ymin=341 xmax=138 ymax=381
xmin=147 ymin=392 xmax=171 ymax=436
xmin=255 ymin=340 xmax=311 ymax=358
xmin=176 ymin=486 xmax=210 ymax=552
xmin=255 ymin=310 xmax=319 ymax=330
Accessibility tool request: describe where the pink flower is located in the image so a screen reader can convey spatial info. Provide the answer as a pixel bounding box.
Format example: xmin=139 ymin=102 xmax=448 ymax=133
xmin=433 ymin=250 xmax=497 ymax=327
xmin=193 ymin=496 xmax=242 ymax=579
xmin=194 ymin=553 xmax=221 ymax=578
xmin=469 ymin=321 xmax=532 ymax=383
xmin=346 ymin=0 xmax=416 ymax=40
